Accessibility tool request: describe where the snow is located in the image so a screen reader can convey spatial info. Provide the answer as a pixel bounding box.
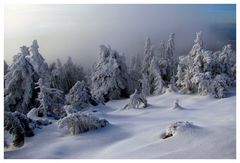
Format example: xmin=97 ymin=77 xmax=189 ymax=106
xmin=4 ymin=88 xmax=236 ymax=159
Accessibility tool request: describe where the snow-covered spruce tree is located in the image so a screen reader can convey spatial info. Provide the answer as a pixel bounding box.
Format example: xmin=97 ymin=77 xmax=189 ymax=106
xmin=66 ymin=81 xmax=97 ymax=111
xmin=4 ymin=111 xmax=35 ymax=147
xmin=140 ymin=73 xmax=151 ymax=97
xmin=176 ymin=32 xmax=203 ymax=93
xmin=57 ymin=113 xmax=109 ymax=135
xmin=27 ymin=40 xmax=51 ymax=86
xmin=176 ymin=31 xmax=235 ymax=97
xmin=140 ymin=34 xmax=177 ymax=96
xmin=142 ymin=37 xmax=154 ymax=77
xmin=149 ymin=56 xmax=166 ymax=95
xmin=35 ymin=78 xmax=66 ymax=119
xmin=214 ymin=44 xmax=236 ymax=81
xmin=4 ymin=46 xmax=38 ymax=114
xmin=62 ymin=56 xmax=86 ymax=93
xmin=210 ymin=73 xmax=231 ymax=98
xmin=91 ymin=45 xmax=130 ymax=102
xmin=141 ymin=37 xmax=154 ymax=96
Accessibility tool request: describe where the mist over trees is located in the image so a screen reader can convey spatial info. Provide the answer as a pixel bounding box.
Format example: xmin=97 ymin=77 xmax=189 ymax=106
xmin=4 ymin=31 xmax=236 ymax=147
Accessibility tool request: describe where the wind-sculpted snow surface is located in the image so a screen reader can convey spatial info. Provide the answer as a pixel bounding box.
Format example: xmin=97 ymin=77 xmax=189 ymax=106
xmin=4 ymin=88 xmax=236 ymax=159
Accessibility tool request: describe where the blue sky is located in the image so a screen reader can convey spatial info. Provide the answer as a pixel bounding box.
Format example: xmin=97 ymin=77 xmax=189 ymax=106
xmin=5 ymin=4 xmax=236 ymax=67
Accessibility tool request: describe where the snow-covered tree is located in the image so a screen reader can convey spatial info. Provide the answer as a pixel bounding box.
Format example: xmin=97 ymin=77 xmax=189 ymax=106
xmin=190 ymin=31 xmax=204 ymax=58
xmin=57 ymin=113 xmax=109 ymax=135
xmin=27 ymin=40 xmax=50 ymax=86
xmin=210 ymin=74 xmax=231 ymax=98
xmin=66 ymin=81 xmax=97 ymax=111
xmin=140 ymin=37 xmax=155 ymax=96
xmin=140 ymin=34 xmax=178 ymax=96
xmin=91 ymin=45 xmax=130 ymax=102
xmin=176 ymin=31 xmax=235 ymax=98
xmin=150 ymin=56 xmax=166 ymax=95
xmin=4 ymin=46 xmax=38 ymax=114
xmin=140 ymin=73 xmax=151 ymax=96
xmin=4 ymin=111 xmax=35 ymax=147
xmin=166 ymin=33 xmax=175 ymax=58
xmin=35 ymin=78 xmax=66 ymax=119
xmin=214 ymin=44 xmax=236 ymax=81
xmin=142 ymin=37 xmax=154 ymax=75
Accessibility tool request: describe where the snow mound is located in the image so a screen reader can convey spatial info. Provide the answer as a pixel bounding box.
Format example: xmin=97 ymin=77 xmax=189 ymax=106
xmin=161 ymin=121 xmax=199 ymax=139
xmin=57 ymin=113 xmax=109 ymax=135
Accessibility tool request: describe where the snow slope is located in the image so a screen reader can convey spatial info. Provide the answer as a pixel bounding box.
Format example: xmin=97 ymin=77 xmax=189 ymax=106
xmin=4 ymin=89 xmax=236 ymax=159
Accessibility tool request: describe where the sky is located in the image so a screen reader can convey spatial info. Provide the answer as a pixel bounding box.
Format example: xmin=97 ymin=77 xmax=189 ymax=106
xmin=4 ymin=4 xmax=236 ymax=68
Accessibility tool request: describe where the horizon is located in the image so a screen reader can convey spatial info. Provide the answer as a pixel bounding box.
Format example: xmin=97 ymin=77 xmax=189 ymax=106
xmin=4 ymin=4 xmax=236 ymax=68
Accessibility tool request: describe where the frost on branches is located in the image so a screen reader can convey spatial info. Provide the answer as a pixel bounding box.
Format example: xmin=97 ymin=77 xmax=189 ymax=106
xmin=27 ymin=40 xmax=51 ymax=86
xmin=123 ymin=89 xmax=148 ymax=109
xmin=140 ymin=34 xmax=177 ymax=96
xmin=49 ymin=57 xmax=86 ymax=93
xmin=91 ymin=45 xmax=130 ymax=102
xmin=4 ymin=46 xmax=38 ymax=114
xmin=35 ymin=78 xmax=66 ymax=119
xmin=57 ymin=113 xmax=109 ymax=135
xmin=210 ymin=74 xmax=231 ymax=98
xmin=176 ymin=31 xmax=235 ymax=98
xmin=150 ymin=56 xmax=166 ymax=95
xmin=66 ymin=81 xmax=97 ymax=111
xmin=4 ymin=111 xmax=35 ymax=147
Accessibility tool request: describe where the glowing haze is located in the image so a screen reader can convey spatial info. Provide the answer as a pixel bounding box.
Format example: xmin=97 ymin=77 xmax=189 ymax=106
xmin=5 ymin=4 xmax=236 ymax=68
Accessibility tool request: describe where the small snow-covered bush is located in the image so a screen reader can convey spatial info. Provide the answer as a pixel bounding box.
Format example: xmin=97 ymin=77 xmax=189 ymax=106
xmin=123 ymin=89 xmax=148 ymax=109
xmin=27 ymin=108 xmax=52 ymax=126
xmin=4 ymin=111 xmax=35 ymax=147
xmin=161 ymin=121 xmax=196 ymax=139
xmin=171 ymin=99 xmax=184 ymax=110
xmin=66 ymin=81 xmax=97 ymax=111
xmin=57 ymin=113 xmax=109 ymax=135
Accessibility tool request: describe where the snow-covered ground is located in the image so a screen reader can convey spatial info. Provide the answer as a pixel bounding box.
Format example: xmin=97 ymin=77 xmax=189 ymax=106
xmin=4 ymin=89 xmax=236 ymax=159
